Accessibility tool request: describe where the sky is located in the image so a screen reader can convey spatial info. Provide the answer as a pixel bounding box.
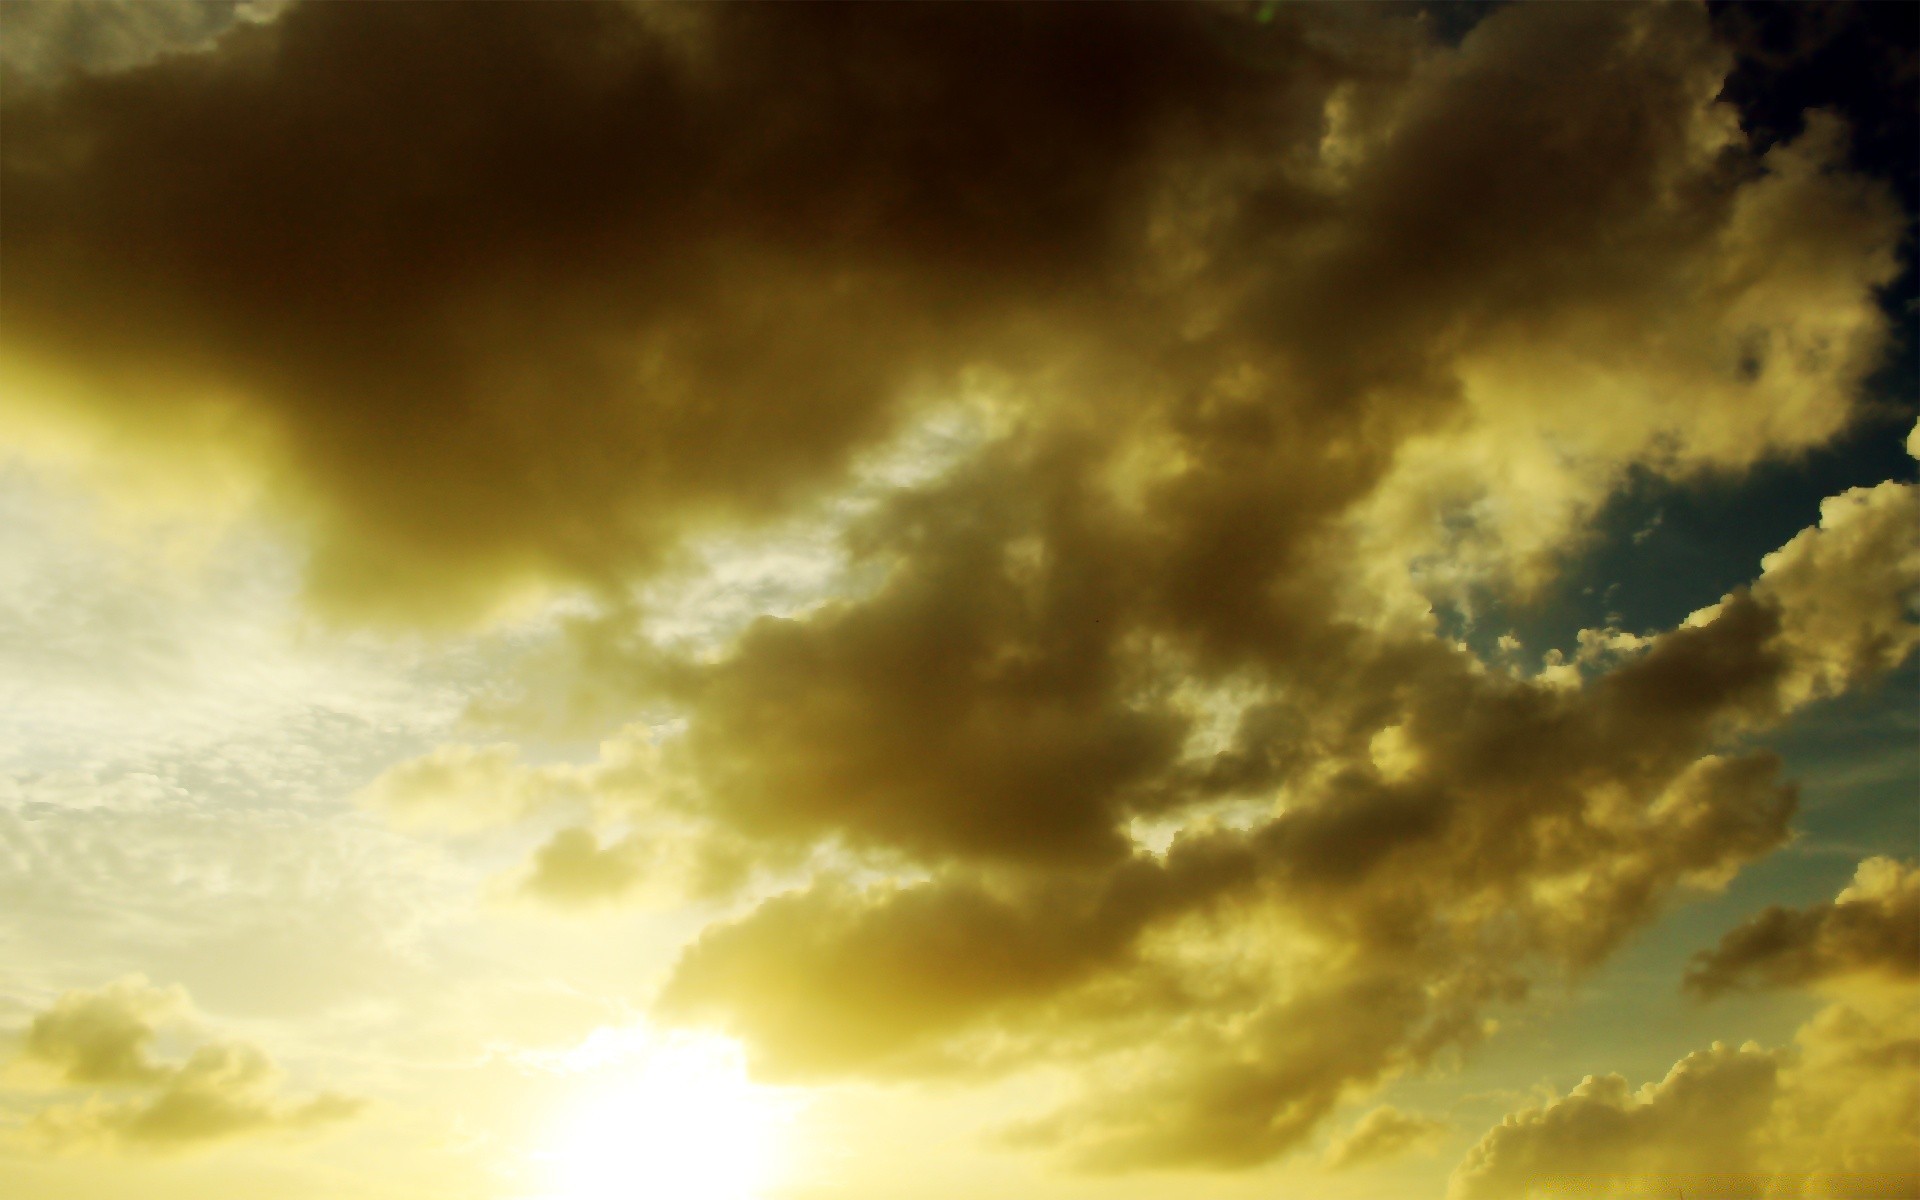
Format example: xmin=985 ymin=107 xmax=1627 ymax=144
xmin=0 ymin=3 xmax=1915 ymax=1199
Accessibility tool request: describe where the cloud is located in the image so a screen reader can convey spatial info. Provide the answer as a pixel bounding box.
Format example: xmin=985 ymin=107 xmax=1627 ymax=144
xmin=1325 ymin=1104 xmax=1450 ymax=1170
xmin=0 ymin=1 xmax=1344 ymax=622
xmin=1448 ymin=998 xmax=1920 ymax=1200
xmin=26 ymin=1042 xmax=363 ymax=1153
xmin=3 ymin=0 xmax=1912 ymax=1178
xmin=1746 ymin=483 xmax=1920 ymax=712
xmin=0 ymin=0 xmax=284 ymax=91
xmin=1454 ymin=863 xmax=1920 ymax=1198
xmin=650 ymin=468 xmax=1909 ymax=1167
xmin=1448 ymin=1042 xmax=1784 ymax=1200
xmin=352 ymin=742 xmax=582 ymax=833
xmin=7 ymin=977 xmax=362 ymax=1153
xmin=1687 ymin=857 xmax=1920 ymax=997
xmin=518 ymin=826 xmax=650 ymax=909
xmin=18 ymin=976 xmax=187 ymax=1087
xmin=350 ymin=729 xmax=747 ymax=906
xmin=2 ymin=2 xmax=1897 ymax=626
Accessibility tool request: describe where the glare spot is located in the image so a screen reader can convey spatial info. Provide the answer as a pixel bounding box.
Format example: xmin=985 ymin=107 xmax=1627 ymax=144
xmin=534 ymin=1033 xmax=792 ymax=1200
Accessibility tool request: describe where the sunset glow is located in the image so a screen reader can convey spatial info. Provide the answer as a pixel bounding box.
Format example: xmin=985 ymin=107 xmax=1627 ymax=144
xmin=535 ymin=1037 xmax=788 ymax=1200
xmin=1 ymin=3 xmax=1914 ymax=1199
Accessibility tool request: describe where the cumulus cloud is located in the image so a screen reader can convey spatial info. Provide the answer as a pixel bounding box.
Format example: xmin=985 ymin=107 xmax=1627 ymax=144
xmin=7 ymin=977 xmax=361 ymax=1153
xmin=351 ymin=728 xmax=746 ymax=906
xmin=353 ymin=741 xmax=585 ymax=833
xmin=518 ymin=827 xmax=651 ymax=909
xmin=649 ymin=469 xmax=1910 ymax=1167
xmin=1449 ymin=1042 xmax=1785 ymax=1200
xmin=0 ymin=1 xmax=1352 ymax=622
xmin=1324 ymin=1104 xmax=1450 ymax=1170
xmin=17 ymin=976 xmax=188 ymax=1087
xmin=1745 ymin=484 xmax=1920 ymax=711
xmin=1455 ymin=864 xmax=1920 ymax=1198
xmin=1 ymin=0 xmax=1913 ymax=1178
xmin=1448 ymin=1000 xmax=1920 ymax=1200
xmin=2 ymin=2 xmax=1898 ymax=625
xmin=1687 ymin=857 xmax=1920 ymax=997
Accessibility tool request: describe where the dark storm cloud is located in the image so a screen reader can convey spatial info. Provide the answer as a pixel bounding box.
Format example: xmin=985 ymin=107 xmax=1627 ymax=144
xmin=0 ymin=0 xmax=1341 ymax=620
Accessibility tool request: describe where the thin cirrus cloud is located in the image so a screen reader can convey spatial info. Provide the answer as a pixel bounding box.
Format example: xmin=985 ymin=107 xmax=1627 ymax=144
xmin=0 ymin=0 xmax=1914 ymax=1193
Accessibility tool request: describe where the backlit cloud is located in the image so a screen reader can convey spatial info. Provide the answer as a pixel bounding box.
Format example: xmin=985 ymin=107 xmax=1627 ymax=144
xmin=653 ymin=471 xmax=1911 ymax=1167
xmin=0 ymin=0 xmax=1913 ymax=1190
xmin=1453 ymin=865 xmax=1920 ymax=1199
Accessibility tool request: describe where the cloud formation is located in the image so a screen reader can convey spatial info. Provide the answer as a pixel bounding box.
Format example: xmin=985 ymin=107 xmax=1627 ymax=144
xmin=1451 ymin=1042 xmax=1786 ymax=1200
xmin=2 ymin=0 xmax=1913 ymax=1178
xmin=651 ymin=468 xmax=1910 ymax=1167
xmin=518 ymin=826 xmax=651 ymax=909
xmin=1324 ymin=1104 xmax=1449 ymax=1171
xmin=0 ymin=1 xmax=1345 ymax=621
xmin=8 ymin=977 xmax=361 ymax=1153
xmin=2 ymin=2 xmax=1899 ymax=624
xmin=18 ymin=977 xmax=188 ymax=1088
xmin=1454 ymin=866 xmax=1920 ymax=1199
xmin=1687 ymin=857 xmax=1920 ymax=997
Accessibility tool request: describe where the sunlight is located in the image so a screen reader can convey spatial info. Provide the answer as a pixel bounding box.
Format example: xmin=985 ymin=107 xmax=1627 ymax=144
xmin=535 ymin=1032 xmax=791 ymax=1200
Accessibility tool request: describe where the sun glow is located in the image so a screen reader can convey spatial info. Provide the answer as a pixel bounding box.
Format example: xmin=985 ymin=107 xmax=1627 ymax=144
xmin=535 ymin=1032 xmax=792 ymax=1200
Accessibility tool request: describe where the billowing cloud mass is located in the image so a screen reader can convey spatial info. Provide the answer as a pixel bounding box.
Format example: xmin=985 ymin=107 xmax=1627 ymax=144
xmin=1688 ymin=857 xmax=1920 ymax=996
xmin=3 ymin=0 xmax=1365 ymax=621
xmin=1 ymin=0 xmax=1915 ymax=1183
xmin=651 ymin=482 xmax=1907 ymax=1166
xmin=0 ymin=2 xmax=1898 ymax=621
xmin=7 ymin=978 xmax=360 ymax=1153
xmin=1453 ymin=868 xmax=1920 ymax=1199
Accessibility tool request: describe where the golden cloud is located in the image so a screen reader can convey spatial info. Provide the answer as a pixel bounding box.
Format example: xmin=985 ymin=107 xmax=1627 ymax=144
xmin=1454 ymin=864 xmax=1920 ymax=1199
xmin=8 ymin=977 xmax=361 ymax=1154
xmin=648 ymin=473 xmax=1911 ymax=1167
xmin=2 ymin=0 xmax=1913 ymax=1177
xmin=1324 ymin=1104 xmax=1449 ymax=1171
xmin=1687 ymin=857 xmax=1920 ymax=997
